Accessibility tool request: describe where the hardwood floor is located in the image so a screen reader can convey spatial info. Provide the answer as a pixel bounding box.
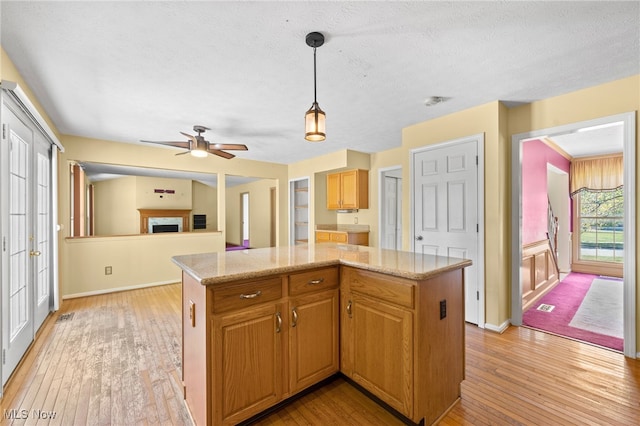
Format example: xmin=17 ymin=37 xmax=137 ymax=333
xmin=2 ymin=284 xmax=639 ymax=425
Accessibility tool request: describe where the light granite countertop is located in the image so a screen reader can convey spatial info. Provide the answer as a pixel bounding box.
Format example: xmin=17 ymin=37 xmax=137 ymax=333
xmin=172 ymin=243 xmax=471 ymax=286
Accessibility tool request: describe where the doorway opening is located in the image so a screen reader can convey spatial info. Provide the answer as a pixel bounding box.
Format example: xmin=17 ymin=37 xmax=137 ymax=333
xmin=511 ymin=112 xmax=636 ymax=357
xmin=241 ymin=192 xmax=249 ymax=247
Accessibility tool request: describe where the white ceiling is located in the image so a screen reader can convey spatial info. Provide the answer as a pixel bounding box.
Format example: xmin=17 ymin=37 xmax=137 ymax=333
xmin=1 ymin=1 xmax=638 ymax=164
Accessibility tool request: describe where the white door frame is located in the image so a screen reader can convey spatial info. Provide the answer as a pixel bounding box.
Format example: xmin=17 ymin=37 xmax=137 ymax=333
xmin=410 ymin=134 xmax=485 ymax=327
xmin=511 ymin=112 xmax=636 ymax=358
xmin=378 ymin=165 xmax=402 ymax=249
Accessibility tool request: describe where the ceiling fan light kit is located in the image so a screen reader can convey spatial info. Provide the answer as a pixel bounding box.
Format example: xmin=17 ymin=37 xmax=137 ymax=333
xmin=304 ymin=31 xmax=326 ymax=142
xmin=140 ymin=125 xmax=248 ymax=159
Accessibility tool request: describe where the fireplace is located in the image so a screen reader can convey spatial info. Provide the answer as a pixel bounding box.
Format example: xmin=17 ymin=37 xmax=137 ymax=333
xmin=138 ymin=209 xmax=191 ymax=234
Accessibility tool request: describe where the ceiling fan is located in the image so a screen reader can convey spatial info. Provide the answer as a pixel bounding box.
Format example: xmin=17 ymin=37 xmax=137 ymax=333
xmin=140 ymin=125 xmax=248 ymax=159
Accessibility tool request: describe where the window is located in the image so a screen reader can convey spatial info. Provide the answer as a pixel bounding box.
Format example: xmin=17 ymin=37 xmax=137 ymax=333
xmin=577 ymin=187 xmax=623 ymax=263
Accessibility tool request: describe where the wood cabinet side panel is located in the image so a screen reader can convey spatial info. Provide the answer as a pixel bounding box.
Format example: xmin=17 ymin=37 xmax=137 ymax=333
xmin=415 ymin=269 xmax=465 ymax=425
xmin=182 ymin=272 xmax=210 ymax=426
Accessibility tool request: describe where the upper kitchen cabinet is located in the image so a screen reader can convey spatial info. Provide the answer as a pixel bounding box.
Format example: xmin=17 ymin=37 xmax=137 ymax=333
xmin=326 ymin=169 xmax=368 ymax=210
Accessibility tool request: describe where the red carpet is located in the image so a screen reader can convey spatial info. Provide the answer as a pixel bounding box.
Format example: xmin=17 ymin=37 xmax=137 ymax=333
xmin=522 ymin=272 xmax=623 ymax=351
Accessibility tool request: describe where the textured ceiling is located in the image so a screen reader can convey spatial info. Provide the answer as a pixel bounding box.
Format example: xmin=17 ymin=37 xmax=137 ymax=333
xmin=1 ymin=1 xmax=638 ymax=164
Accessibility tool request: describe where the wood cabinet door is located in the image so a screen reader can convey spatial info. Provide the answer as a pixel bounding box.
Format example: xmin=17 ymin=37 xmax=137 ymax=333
xmin=214 ymin=303 xmax=284 ymax=425
xmin=340 ymin=170 xmax=359 ymax=209
xmin=326 ymin=172 xmax=342 ymax=209
xmin=347 ymin=294 xmax=414 ymax=418
xmin=289 ymin=289 xmax=339 ymax=393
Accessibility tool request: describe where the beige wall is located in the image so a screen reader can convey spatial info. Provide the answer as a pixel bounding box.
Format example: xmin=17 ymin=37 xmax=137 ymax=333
xmin=225 ymin=178 xmax=278 ymax=248
xmin=192 ymin=181 xmax=218 ymax=231
xmin=136 ymin=176 xmax=193 ymax=209
xmin=93 ymin=176 xmax=138 ymax=235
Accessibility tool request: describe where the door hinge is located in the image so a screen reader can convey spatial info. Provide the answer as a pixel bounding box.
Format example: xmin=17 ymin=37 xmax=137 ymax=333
xmin=2 ymin=124 xmax=5 ymax=140
xmin=476 ymin=155 xmax=478 ymax=165
xmin=477 ymin=224 xmax=479 ymax=232
xmin=2 ymin=236 xmax=6 ymax=252
xmin=476 ymin=291 xmax=480 ymax=301
xmin=2 ymin=349 xmax=5 ymax=364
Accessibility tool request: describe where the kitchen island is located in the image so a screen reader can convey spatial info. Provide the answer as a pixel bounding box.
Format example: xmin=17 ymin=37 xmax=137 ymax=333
xmin=173 ymin=243 xmax=471 ymax=426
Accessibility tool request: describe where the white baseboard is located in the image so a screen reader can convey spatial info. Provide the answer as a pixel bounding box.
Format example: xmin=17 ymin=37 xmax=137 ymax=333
xmin=62 ymin=280 xmax=179 ymax=299
xmin=484 ymin=319 xmax=511 ymax=333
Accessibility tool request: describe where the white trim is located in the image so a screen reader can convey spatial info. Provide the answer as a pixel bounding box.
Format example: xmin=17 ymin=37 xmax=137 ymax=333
xmin=62 ymin=280 xmax=179 ymax=300
xmin=484 ymin=320 xmax=511 ymax=334
xmin=410 ymin=134 xmax=485 ymax=327
xmin=51 ymin=147 xmax=60 ymax=311
xmin=511 ymin=112 xmax=636 ymax=358
xmin=378 ymin=165 xmax=402 ymax=249
xmin=0 ymin=81 xmax=64 ymax=152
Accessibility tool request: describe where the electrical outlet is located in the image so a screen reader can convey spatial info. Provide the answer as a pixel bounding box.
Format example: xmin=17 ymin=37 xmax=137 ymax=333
xmin=354 ymin=217 xmax=358 ymax=224
xmin=440 ymin=299 xmax=447 ymax=320
xmin=105 ymin=266 xmax=112 ymax=275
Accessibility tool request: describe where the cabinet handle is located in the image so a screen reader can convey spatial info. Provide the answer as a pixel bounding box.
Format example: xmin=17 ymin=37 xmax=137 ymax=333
xmin=307 ymin=278 xmax=324 ymax=285
xmin=275 ymin=312 xmax=282 ymax=333
xmin=291 ymin=307 xmax=298 ymax=327
xmin=239 ymin=290 xmax=262 ymax=299
xmin=189 ymin=300 xmax=196 ymax=327
xmin=346 ymin=300 xmax=352 ymax=318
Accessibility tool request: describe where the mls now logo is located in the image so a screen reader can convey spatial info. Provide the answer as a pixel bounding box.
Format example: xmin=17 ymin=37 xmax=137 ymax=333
xmin=4 ymin=409 xmax=29 ymax=420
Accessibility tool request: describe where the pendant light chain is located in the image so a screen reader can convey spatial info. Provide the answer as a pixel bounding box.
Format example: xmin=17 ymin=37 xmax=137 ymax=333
xmin=313 ymin=46 xmax=318 ymax=105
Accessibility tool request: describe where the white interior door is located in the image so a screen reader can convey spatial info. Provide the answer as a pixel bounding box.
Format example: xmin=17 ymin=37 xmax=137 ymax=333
xmin=2 ymin=103 xmax=34 ymax=385
xmin=241 ymin=192 xmax=249 ymax=245
xmin=381 ymin=172 xmax=402 ymax=250
xmin=413 ymin=137 xmax=482 ymax=325
xmin=33 ymin=137 xmax=52 ymax=328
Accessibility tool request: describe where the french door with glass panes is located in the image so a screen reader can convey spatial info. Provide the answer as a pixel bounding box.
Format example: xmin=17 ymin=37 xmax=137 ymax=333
xmin=1 ymin=96 xmax=53 ymax=385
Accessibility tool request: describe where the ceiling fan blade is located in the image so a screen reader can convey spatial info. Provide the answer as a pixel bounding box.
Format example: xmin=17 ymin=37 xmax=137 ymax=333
xmin=207 ymin=149 xmax=235 ymax=159
xmin=140 ymin=140 xmax=191 ymax=149
xmin=180 ymin=132 xmax=197 ymax=143
xmin=208 ymin=143 xmax=248 ymax=151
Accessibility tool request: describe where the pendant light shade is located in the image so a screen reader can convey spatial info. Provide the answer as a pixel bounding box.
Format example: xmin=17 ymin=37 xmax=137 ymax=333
xmin=305 ymin=102 xmax=325 ymax=141
xmin=305 ymin=32 xmax=326 ymax=142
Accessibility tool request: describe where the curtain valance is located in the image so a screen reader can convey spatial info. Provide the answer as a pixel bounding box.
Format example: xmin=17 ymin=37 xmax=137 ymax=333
xmin=570 ymin=154 xmax=623 ymax=196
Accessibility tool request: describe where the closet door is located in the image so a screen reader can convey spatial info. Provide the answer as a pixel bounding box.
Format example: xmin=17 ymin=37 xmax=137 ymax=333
xmin=2 ymin=102 xmax=35 ymax=385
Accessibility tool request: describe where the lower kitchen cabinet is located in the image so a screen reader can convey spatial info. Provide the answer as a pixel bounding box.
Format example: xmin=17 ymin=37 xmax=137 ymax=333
xmin=342 ymin=293 xmax=414 ymax=417
xmin=214 ymin=302 xmax=284 ymax=425
xmin=289 ymin=288 xmax=339 ymax=393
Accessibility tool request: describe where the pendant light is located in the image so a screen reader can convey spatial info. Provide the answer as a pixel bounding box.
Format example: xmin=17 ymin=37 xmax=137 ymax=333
xmin=304 ymin=32 xmax=326 ymax=142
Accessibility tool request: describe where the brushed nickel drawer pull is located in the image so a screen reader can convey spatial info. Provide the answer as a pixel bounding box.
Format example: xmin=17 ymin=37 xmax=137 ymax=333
xmin=307 ymin=278 xmax=324 ymax=285
xmin=291 ymin=307 xmax=298 ymax=327
xmin=239 ymin=290 xmax=262 ymax=299
xmin=275 ymin=312 xmax=282 ymax=333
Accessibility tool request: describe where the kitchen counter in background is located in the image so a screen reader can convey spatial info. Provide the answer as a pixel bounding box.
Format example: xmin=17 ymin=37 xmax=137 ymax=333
xmin=315 ymin=224 xmax=370 ymax=246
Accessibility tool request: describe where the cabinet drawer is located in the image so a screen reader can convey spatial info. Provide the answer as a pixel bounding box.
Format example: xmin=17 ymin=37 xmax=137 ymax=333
xmin=342 ymin=267 xmax=414 ymax=309
xmin=289 ymin=267 xmax=339 ymax=296
xmin=212 ymin=277 xmax=283 ymax=313
xmin=315 ymin=231 xmax=331 ymax=243
xmin=330 ymin=232 xmax=348 ymax=243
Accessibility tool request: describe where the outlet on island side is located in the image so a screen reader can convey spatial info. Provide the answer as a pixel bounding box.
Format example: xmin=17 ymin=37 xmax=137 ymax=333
xmin=440 ymin=299 xmax=447 ymax=320
xmin=105 ymin=266 xmax=112 ymax=275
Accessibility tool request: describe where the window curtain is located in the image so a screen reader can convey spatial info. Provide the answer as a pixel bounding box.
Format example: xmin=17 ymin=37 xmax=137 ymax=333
xmin=570 ymin=155 xmax=623 ymax=196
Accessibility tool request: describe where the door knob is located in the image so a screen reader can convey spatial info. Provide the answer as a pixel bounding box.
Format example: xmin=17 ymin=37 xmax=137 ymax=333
xmin=415 ymin=236 xmax=423 ymax=241
xmin=30 ymin=250 xmax=41 ymax=257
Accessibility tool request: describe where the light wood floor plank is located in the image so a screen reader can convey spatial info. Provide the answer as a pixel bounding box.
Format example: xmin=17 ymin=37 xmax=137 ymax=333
xmin=2 ymin=283 xmax=639 ymax=425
